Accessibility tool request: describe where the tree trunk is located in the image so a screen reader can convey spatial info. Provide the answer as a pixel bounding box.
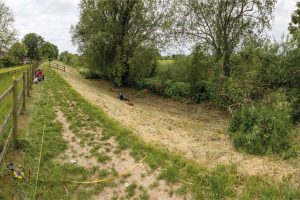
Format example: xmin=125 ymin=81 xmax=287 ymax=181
xmin=221 ymin=52 xmax=231 ymax=77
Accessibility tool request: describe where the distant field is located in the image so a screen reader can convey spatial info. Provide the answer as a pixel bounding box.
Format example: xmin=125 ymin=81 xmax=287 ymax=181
xmin=157 ymin=60 xmax=175 ymax=74
xmin=0 ymin=65 xmax=29 ymax=74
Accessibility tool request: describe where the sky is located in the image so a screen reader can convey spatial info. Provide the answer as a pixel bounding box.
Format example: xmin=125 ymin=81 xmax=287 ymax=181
xmin=4 ymin=0 xmax=299 ymax=54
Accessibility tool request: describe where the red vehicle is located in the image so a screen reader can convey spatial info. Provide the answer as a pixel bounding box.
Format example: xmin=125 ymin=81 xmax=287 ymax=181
xmin=34 ymin=69 xmax=45 ymax=81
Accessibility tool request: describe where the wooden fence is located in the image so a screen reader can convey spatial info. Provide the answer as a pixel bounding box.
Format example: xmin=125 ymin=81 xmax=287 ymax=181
xmin=0 ymin=65 xmax=34 ymax=165
xmin=49 ymin=61 xmax=66 ymax=72
xmin=0 ymin=66 xmax=30 ymax=77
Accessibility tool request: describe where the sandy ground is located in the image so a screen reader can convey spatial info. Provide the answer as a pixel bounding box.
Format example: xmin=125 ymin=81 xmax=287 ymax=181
xmin=54 ymin=65 xmax=300 ymax=183
xmin=54 ymin=108 xmax=186 ymax=200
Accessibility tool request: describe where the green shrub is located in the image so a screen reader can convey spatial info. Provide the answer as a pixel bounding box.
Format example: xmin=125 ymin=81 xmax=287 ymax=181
xmin=0 ymin=57 xmax=15 ymax=67
xmin=229 ymin=94 xmax=296 ymax=155
xmin=191 ymin=81 xmax=211 ymax=103
xmin=79 ymin=68 xmax=99 ymax=79
xmin=142 ymin=78 xmax=165 ymax=95
xmin=164 ymin=81 xmax=191 ymax=100
xmin=286 ymin=88 xmax=300 ymax=123
xmin=214 ymin=78 xmax=246 ymax=107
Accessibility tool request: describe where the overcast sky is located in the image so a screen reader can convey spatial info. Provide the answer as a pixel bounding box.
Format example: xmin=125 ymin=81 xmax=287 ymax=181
xmin=4 ymin=0 xmax=298 ymax=54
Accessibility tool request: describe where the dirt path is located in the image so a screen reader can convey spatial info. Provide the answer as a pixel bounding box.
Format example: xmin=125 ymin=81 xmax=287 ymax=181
xmin=53 ymin=98 xmax=187 ymax=199
xmin=54 ymin=65 xmax=300 ymax=183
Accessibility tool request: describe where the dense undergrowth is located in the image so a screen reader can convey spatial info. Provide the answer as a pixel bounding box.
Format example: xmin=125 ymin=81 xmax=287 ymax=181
xmin=61 ymin=39 xmax=300 ymax=157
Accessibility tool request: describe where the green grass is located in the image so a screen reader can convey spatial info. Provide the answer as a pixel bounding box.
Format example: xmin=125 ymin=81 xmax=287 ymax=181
xmin=0 ymin=63 xmax=299 ymax=199
xmin=0 ymin=65 xmax=30 ymax=124
xmin=157 ymin=59 xmax=175 ymax=74
xmin=0 ymin=65 xmax=29 ymax=74
xmin=0 ymin=69 xmax=28 ymax=152
xmin=126 ymin=183 xmax=137 ymax=197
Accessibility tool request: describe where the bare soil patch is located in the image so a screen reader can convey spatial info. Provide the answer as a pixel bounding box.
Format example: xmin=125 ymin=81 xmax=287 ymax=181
xmin=54 ymin=108 xmax=188 ymax=199
xmin=55 ymin=66 xmax=299 ymax=183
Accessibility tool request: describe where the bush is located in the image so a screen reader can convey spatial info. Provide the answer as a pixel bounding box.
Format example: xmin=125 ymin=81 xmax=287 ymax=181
xmin=79 ymin=68 xmax=99 ymax=79
xmin=129 ymin=46 xmax=159 ymax=86
xmin=164 ymin=81 xmax=191 ymax=100
xmin=191 ymin=81 xmax=211 ymax=103
xmin=142 ymin=78 xmax=165 ymax=95
xmin=193 ymin=78 xmax=247 ymax=108
xmin=286 ymin=88 xmax=300 ymax=123
xmin=229 ymin=95 xmax=296 ymax=155
xmin=0 ymin=57 xmax=15 ymax=67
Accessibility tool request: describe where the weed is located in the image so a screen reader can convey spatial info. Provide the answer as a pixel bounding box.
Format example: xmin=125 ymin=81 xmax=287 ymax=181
xmin=126 ymin=183 xmax=137 ymax=197
xmin=96 ymin=153 xmax=111 ymax=163
xmin=176 ymin=185 xmax=189 ymax=196
xmin=140 ymin=190 xmax=149 ymax=200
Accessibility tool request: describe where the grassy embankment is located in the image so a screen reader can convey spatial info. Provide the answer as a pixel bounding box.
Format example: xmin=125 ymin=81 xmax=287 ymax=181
xmin=0 ymin=63 xmax=299 ymax=199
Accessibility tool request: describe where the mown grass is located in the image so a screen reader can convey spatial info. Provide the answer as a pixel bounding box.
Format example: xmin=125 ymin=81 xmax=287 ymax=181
xmin=1 ymin=63 xmax=299 ymax=199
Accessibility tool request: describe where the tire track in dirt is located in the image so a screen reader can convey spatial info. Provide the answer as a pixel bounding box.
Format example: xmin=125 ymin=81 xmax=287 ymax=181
xmin=54 ymin=65 xmax=300 ymax=184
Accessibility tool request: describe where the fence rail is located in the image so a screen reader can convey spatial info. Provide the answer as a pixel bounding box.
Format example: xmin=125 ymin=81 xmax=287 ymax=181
xmin=0 ymin=66 xmax=29 ymax=77
xmin=0 ymin=65 xmax=34 ymax=165
xmin=49 ymin=61 xmax=66 ymax=72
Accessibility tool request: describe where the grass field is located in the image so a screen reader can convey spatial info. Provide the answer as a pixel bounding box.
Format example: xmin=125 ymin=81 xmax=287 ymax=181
xmin=0 ymin=63 xmax=299 ymax=199
xmin=0 ymin=69 xmax=27 ymax=124
xmin=157 ymin=60 xmax=175 ymax=74
xmin=0 ymin=65 xmax=29 ymax=74
xmin=0 ymin=66 xmax=29 ymax=155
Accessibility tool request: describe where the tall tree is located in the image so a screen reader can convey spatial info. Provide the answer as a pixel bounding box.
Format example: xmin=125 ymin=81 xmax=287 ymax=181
xmin=41 ymin=42 xmax=59 ymax=60
xmin=177 ymin=0 xmax=276 ymax=77
xmin=71 ymin=0 xmax=174 ymax=86
xmin=8 ymin=42 xmax=28 ymax=62
xmin=23 ymin=33 xmax=44 ymax=60
xmin=289 ymin=1 xmax=300 ymax=45
xmin=0 ymin=0 xmax=17 ymax=51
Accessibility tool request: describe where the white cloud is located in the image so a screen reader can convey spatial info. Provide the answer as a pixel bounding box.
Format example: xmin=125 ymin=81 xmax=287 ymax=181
xmin=3 ymin=0 xmax=299 ymax=54
xmin=4 ymin=0 xmax=80 ymax=53
xmin=269 ymin=0 xmax=298 ymax=40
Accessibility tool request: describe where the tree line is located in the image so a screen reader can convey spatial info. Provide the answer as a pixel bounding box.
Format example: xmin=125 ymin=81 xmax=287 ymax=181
xmin=0 ymin=0 xmax=58 ymax=67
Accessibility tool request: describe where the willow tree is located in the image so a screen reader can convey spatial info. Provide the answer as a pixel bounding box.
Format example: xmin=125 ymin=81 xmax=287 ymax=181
xmin=177 ymin=0 xmax=277 ymax=77
xmin=289 ymin=2 xmax=300 ymax=46
xmin=71 ymin=0 xmax=174 ymax=86
xmin=0 ymin=1 xmax=17 ymax=52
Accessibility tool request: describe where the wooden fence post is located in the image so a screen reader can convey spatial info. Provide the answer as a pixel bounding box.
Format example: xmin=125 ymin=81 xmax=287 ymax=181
xmin=22 ymin=72 xmax=26 ymax=112
xmin=13 ymin=78 xmax=18 ymax=136
xmin=30 ymin=66 xmax=33 ymax=90
xmin=27 ymin=69 xmax=30 ymax=96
